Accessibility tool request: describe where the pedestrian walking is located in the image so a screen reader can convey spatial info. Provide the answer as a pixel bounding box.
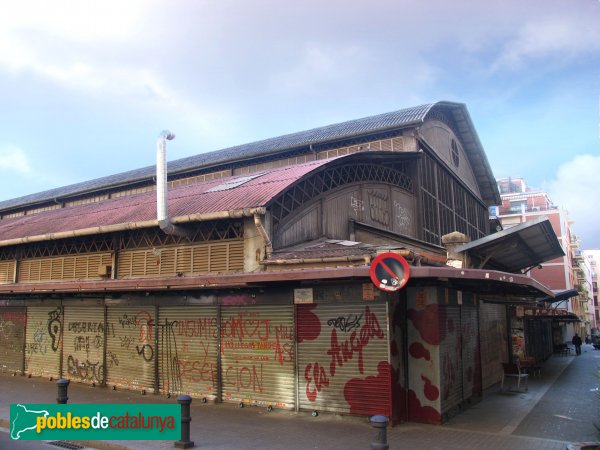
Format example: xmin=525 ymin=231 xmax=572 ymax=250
xmin=572 ymin=333 xmax=582 ymax=355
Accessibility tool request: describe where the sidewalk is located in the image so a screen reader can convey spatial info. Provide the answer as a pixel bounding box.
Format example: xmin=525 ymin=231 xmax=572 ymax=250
xmin=1 ymin=346 xmax=598 ymax=450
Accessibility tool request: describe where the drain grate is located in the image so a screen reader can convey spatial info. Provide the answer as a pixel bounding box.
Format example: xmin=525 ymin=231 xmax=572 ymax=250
xmin=47 ymin=441 xmax=85 ymax=450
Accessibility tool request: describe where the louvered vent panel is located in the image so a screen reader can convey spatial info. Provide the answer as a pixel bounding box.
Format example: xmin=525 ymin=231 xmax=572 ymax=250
xmin=145 ymin=251 xmax=161 ymax=277
xmin=118 ymin=252 xmax=132 ymax=278
xmin=209 ymin=245 xmax=228 ymax=272
xmin=51 ymin=259 xmax=63 ymax=280
xmin=118 ymin=240 xmax=243 ymax=278
xmin=176 ymin=248 xmax=192 ymax=273
xmin=228 ymin=241 xmax=244 ymax=271
xmin=160 ymin=248 xmax=176 ymax=275
xmin=74 ymin=256 xmax=88 ymax=279
xmin=131 ymin=252 xmax=147 ymax=277
xmin=192 ymin=247 xmax=209 ymax=273
xmin=29 ymin=262 xmax=40 ymax=281
xmin=0 ymin=260 xmax=16 ymax=284
xmin=40 ymin=260 xmax=52 ymax=281
xmin=63 ymin=258 xmax=75 ymax=279
xmin=19 ymin=253 xmax=112 ymax=282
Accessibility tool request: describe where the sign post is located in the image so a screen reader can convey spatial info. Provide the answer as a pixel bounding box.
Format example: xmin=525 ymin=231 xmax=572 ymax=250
xmin=369 ymin=252 xmax=410 ymax=292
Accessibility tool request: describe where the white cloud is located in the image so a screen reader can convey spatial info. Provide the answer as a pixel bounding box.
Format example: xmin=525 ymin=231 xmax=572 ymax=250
xmin=492 ymin=11 xmax=600 ymax=70
xmin=548 ymin=154 xmax=600 ymax=248
xmin=0 ymin=144 xmax=33 ymax=175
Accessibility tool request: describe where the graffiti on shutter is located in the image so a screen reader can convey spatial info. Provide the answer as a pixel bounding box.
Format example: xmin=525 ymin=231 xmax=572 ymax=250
xmin=158 ymin=306 xmax=218 ymax=398
xmin=0 ymin=307 xmax=26 ymax=373
xmin=63 ymin=307 xmax=105 ymax=385
xmin=221 ymin=305 xmax=295 ymax=408
xmin=106 ymin=307 xmax=155 ymax=391
xmin=297 ymin=303 xmax=391 ymax=416
xmin=25 ymin=306 xmax=62 ymax=378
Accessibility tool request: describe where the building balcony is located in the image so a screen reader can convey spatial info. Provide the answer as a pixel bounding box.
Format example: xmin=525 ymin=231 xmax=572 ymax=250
xmin=497 ymin=204 xmax=558 ymax=216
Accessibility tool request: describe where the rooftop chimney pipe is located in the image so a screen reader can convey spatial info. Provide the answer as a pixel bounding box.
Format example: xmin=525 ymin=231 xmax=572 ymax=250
xmin=156 ymin=130 xmax=190 ymax=239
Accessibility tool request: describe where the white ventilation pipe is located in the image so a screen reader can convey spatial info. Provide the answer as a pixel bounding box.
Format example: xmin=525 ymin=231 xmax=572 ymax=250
xmin=156 ymin=130 xmax=190 ymax=238
xmin=157 ymin=130 xmax=175 ymax=223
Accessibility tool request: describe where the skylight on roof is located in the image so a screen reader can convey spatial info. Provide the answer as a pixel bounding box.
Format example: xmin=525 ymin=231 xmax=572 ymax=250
xmin=206 ymin=173 xmax=264 ymax=193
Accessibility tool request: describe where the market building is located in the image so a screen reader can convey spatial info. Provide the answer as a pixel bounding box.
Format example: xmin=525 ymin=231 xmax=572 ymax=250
xmin=0 ymin=102 xmax=561 ymax=425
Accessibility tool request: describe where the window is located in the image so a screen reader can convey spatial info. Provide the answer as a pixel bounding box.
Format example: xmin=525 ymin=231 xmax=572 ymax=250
xmin=450 ymin=139 xmax=460 ymax=167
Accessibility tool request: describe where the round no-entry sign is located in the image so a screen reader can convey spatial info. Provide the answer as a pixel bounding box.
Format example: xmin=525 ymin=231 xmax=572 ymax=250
xmin=369 ymin=252 xmax=410 ymax=292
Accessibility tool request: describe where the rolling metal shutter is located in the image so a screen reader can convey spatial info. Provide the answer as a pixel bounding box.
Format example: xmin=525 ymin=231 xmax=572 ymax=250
xmin=479 ymin=303 xmax=507 ymax=389
xmin=25 ymin=307 xmax=62 ymax=378
xmin=297 ymin=303 xmax=391 ymax=416
xmin=63 ymin=306 xmax=105 ymax=385
xmin=158 ymin=306 xmax=218 ymax=399
xmin=0 ymin=307 xmax=26 ymax=374
xmin=106 ymin=306 xmax=156 ymax=392
xmin=221 ymin=305 xmax=295 ymax=409
xmin=440 ymin=305 xmax=461 ymax=414
xmin=461 ymin=306 xmax=479 ymax=399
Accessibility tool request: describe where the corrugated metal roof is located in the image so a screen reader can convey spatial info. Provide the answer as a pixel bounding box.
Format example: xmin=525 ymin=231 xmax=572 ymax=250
xmin=0 ymin=159 xmax=331 ymax=242
xmin=0 ymin=101 xmax=500 ymax=210
xmin=0 ymin=104 xmax=436 ymax=211
xmin=455 ymin=217 xmax=565 ymax=273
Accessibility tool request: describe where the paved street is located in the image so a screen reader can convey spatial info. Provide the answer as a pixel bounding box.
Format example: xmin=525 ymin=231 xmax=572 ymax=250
xmin=0 ymin=345 xmax=598 ymax=449
xmin=513 ymin=345 xmax=600 ymax=442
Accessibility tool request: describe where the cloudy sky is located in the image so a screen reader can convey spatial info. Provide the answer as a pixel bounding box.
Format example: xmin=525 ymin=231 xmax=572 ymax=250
xmin=0 ymin=0 xmax=599 ymax=247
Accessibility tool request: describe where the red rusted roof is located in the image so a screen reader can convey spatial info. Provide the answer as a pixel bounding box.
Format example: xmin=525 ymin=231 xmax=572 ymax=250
xmin=0 ymin=159 xmax=331 ymax=243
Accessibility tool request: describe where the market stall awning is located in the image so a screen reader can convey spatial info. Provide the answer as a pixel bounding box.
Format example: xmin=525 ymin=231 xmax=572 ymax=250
xmin=538 ymin=288 xmax=579 ymax=304
xmin=455 ymin=218 xmax=565 ymax=273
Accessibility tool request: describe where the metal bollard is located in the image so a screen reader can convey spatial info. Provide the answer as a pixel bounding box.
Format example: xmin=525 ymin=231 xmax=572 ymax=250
xmin=56 ymin=379 xmax=70 ymax=404
xmin=370 ymin=415 xmax=389 ymax=450
xmin=174 ymin=395 xmax=194 ymax=449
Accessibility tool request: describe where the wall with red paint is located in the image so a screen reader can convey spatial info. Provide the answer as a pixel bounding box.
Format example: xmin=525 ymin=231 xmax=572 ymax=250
xmin=296 ymin=302 xmax=392 ymax=417
xmin=406 ymin=287 xmax=442 ymax=424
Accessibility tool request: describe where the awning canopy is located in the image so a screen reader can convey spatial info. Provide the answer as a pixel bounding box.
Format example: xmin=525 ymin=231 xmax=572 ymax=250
xmin=538 ymin=288 xmax=579 ymax=304
xmin=455 ymin=218 xmax=565 ymax=273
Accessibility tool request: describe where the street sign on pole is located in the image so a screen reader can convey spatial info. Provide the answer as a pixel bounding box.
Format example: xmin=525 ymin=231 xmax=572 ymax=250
xmin=369 ymin=252 xmax=410 ymax=292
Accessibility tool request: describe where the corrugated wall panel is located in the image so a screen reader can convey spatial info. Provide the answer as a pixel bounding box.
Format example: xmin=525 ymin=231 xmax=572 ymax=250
xmin=25 ymin=307 xmax=62 ymax=378
xmin=158 ymin=306 xmax=218 ymax=398
xmin=461 ymin=306 xmax=479 ymax=399
xmin=221 ymin=305 xmax=295 ymax=408
xmin=63 ymin=306 xmax=105 ymax=385
xmin=479 ymin=303 xmax=507 ymax=389
xmin=0 ymin=307 xmax=26 ymax=373
xmin=106 ymin=306 xmax=155 ymax=392
xmin=440 ymin=306 xmax=461 ymax=414
xmin=297 ymin=303 xmax=391 ymax=416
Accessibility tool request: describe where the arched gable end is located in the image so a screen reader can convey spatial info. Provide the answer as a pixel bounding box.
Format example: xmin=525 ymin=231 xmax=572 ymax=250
xmin=423 ymin=103 xmax=500 ymax=206
xmin=268 ymin=153 xmax=418 ymax=249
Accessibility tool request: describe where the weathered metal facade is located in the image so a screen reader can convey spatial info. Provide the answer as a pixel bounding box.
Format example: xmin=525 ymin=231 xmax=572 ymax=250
xmin=0 ymin=102 xmax=557 ymax=427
